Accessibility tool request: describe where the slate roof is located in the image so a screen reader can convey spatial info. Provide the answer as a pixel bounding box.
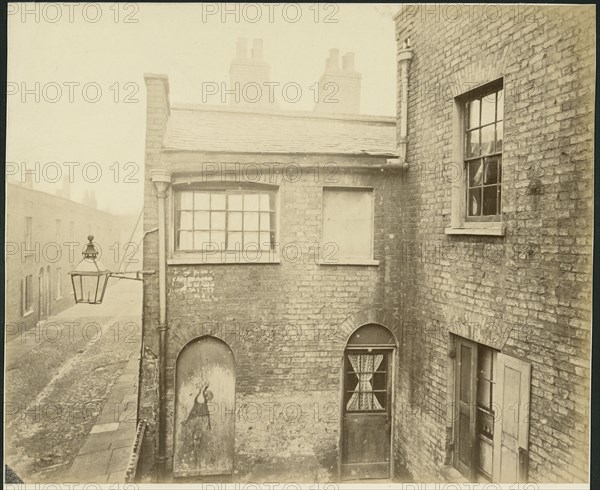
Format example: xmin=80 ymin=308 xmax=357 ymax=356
xmin=163 ymin=104 xmax=398 ymax=156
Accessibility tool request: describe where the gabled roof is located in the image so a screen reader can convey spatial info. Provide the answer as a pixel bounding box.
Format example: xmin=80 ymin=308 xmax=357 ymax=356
xmin=162 ymin=104 xmax=398 ymax=157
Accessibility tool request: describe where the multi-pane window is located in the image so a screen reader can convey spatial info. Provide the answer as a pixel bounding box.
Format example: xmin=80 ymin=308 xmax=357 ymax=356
xmin=345 ymin=352 xmax=388 ymax=412
xmin=25 ymin=217 xmax=33 ymax=251
xmin=465 ymin=86 xmax=503 ymax=220
xmin=22 ymin=274 xmax=33 ymax=315
xmin=175 ymin=189 xmax=276 ymax=252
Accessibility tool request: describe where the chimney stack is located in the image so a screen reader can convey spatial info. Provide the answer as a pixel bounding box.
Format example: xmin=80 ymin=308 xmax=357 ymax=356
xmin=326 ymin=48 xmax=340 ymax=70
xmin=236 ymin=37 xmax=248 ymax=59
xmin=229 ymin=38 xmax=277 ymax=108
xmin=314 ymin=49 xmax=362 ymax=115
xmin=251 ymin=38 xmax=263 ymax=60
xmin=342 ymin=52 xmax=355 ymax=71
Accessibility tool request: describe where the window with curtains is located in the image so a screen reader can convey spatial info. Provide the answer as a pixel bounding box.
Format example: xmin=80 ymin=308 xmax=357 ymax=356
xmin=345 ymin=352 xmax=388 ymax=412
xmin=174 ymin=187 xmax=277 ymax=252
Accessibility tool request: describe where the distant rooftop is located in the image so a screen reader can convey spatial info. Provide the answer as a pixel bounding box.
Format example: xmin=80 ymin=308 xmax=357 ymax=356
xmin=163 ymin=104 xmax=397 ymax=157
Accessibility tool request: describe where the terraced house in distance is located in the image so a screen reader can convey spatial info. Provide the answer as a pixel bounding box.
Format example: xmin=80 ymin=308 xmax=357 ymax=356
xmin=137 ymin=38 xmax=405 ymax=482
xmin=134 ymin=5 xmax=594 ymax=485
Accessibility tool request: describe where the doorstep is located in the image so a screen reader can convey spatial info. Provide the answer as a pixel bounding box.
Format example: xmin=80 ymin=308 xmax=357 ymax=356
xmin=440 ymin=465 xmax=469 ymax=483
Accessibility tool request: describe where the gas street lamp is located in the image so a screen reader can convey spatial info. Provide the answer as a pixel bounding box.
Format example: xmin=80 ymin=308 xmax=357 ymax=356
xmin=69 ymin=235 xmax=151 ymax=304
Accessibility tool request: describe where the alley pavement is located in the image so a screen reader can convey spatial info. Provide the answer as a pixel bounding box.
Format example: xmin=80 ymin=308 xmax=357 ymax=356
xmin=5 ymin=279 xmax=142 ymax=483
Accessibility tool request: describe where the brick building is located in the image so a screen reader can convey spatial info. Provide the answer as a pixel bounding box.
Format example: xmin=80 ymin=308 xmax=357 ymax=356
xmin=138 ymin=5 xmax=594 ymax=484
xmin=139 ymin=41 xmax=404 ymax=482
xmin=391 ymin=4 xmax=593 ymax=484
xmin=6 ymin=181 xmax=138 ymax=334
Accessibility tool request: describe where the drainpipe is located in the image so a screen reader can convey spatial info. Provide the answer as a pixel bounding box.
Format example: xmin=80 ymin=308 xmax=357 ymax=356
xmin=151 ymin=169 xmax=171 ymax=480
xmin=388 ymin=38 xmax=414 ymax=168
xmin=398 ymin=39 xmax=414 ymax=164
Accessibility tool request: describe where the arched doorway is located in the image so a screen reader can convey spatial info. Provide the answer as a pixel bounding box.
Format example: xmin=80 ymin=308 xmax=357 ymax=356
xmin=341 ymin=323 xmax=396 ymax=480
xmin=173 ymin=336 xmax=236 ymax=477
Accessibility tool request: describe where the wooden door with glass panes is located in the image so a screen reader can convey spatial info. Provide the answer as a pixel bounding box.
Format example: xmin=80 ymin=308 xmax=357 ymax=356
xmin=341 ymin=349 xmax=392 ymax=480
xmin=454 ymin=338 xmax=496 ymax=481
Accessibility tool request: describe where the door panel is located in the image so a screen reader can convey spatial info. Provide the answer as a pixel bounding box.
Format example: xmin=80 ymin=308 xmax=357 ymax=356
xmin=455 ymin=339 xmax=478 ymax=479
xmin=492 ymin=354 xmax=531 ymax=483
xmin=341 ymin=350 xmax=392 ymax=480
xmin=174 ymin=336 xmax=235 ymax=477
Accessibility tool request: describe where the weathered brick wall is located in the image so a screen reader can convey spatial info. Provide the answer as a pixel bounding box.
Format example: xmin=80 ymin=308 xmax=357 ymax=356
xmin=394 ymin=4 xmax=594 ymax=483
xmin=139 ymin=76 xmax=404 ymax=480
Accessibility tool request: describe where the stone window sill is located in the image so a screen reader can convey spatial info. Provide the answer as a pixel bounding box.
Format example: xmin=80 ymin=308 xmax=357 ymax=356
xmin=168 ymin=255 xmax=280 ymax=265
xmin=318 ymin=258 xmax=380 ymax=266
xmin=445 ymin=223 xmax=505 ymax=237
xmin=23 ymin=309 xmax=34 ymax=318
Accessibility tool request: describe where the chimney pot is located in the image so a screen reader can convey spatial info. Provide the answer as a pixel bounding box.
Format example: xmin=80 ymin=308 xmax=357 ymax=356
xmin=315 ymin=48 xmax=361 ymax=115
xmin=342 ymin=52 xmax=355 ymax=71
xmin=229 ymin=38 xmax=276 ymax=107
xmin=236 ymin=38 xmax=248 ymax=59
xmin=252 ymin=38 xmax=263 ymax=60
xmin=326 ymin=48 xmax=340 ymax=71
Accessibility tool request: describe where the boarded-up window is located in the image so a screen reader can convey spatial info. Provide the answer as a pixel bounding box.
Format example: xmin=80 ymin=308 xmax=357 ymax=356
xmin=322 ymin=188 xmax=373 ymax=260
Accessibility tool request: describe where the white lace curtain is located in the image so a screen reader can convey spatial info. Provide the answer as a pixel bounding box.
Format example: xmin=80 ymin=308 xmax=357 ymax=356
xmin=346 ymin=354 xmax=384 ymax=411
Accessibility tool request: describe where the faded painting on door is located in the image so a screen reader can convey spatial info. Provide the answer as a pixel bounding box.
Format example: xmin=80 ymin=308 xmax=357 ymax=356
xmin=173 ymin=336 xmax=236 ymax=477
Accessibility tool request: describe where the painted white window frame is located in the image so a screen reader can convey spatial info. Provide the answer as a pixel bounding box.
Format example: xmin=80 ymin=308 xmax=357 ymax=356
xmin=445 ymin=79 xmax=505 ymax=237
xmin=167 ymin=178 xmax=281 ymax=265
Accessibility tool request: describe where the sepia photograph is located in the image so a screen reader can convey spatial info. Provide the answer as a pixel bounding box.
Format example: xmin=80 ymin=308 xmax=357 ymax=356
xmin=3 ymin=2 xmax=596 ymax=489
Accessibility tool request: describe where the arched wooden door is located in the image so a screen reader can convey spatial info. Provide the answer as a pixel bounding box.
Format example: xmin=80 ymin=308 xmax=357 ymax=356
xmin=341 ymin=324 xmax=396 ymax=480
xmin=174 ymin=336 xmax=236 ymax=477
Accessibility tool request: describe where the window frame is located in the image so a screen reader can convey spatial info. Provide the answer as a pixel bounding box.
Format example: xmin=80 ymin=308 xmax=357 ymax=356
xmin=320 ymin=185 xmax=378 ymax=266
xmin=25 ymin=216 xmax=33 ymax=252
xmin=446 ymin=79 xmax=505 ymax=237
xmin=22 ymin=274 xmax=33 ymax=316
xmin=55 ymin=267 xmax=63 ymax=300
xmin=343 ymin=350 xmax=390 ymax=414
xmin=168 ymin=180 xmax=280 ymax=264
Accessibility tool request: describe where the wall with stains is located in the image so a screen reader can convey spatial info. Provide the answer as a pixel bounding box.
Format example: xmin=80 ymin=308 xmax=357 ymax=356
xmin=138 ymin=81 xmax=405 ymax=481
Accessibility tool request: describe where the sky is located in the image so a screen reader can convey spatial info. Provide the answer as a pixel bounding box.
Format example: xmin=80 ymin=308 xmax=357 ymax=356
xmin=7 ymin=3 xmax=399 ymax=216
